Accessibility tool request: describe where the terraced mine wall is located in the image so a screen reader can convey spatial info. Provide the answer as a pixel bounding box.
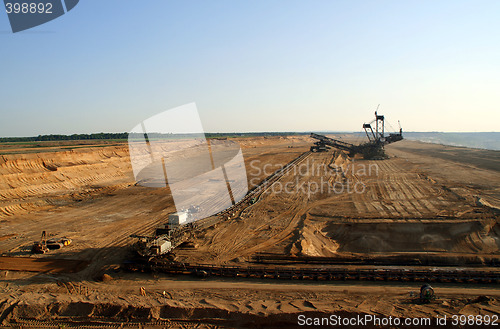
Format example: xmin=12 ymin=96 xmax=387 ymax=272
xmin=0 ymin=146 xmax=133 ymax=219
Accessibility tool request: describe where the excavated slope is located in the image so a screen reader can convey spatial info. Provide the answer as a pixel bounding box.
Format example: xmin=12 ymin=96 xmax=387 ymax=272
xmin=0 ymin=146 xmax=133 ymax=219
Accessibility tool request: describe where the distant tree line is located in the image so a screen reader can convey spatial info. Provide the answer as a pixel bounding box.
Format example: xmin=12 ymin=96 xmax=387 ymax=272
xmin=0 ymin=132 xmax=304 ymax=143
xmin=0 ymin=133 xmax=129 ymax=143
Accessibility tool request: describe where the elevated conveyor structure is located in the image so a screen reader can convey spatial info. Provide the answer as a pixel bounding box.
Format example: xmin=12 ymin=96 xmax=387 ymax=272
xmin=310 ymin=111 xmax=403 ymax=159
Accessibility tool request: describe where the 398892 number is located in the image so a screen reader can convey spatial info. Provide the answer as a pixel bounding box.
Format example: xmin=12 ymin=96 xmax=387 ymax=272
xmin=5 ymin=2 xmax=53 ymax=14
xmin=451 ymin=314 xmax=498 ymax=326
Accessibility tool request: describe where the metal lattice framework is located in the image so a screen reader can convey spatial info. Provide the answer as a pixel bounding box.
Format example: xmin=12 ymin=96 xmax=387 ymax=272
xmin=310 ymin=110 xmax=403 ymax=158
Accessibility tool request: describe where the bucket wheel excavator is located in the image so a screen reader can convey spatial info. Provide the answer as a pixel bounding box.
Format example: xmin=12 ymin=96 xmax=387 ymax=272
xmin=310 ymin=110 xmax=403 ymax=159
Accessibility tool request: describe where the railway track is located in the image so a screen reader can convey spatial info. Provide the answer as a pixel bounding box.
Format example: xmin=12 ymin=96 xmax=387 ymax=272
xmin=5 ymin=319 xmax=199 ymax=329
xmin=126 ymin=260 xmax=500 ymax=284
xmin=194 ymin=151 xmax=311 ymax=230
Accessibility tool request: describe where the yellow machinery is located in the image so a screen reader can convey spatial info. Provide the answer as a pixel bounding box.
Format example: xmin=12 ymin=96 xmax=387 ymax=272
xmin=31 ymin=231 xmax=72 ymax=253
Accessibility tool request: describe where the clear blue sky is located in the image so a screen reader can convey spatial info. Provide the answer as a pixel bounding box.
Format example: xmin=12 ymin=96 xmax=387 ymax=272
xmin=1 ymin=0 xmax=499 ymax=136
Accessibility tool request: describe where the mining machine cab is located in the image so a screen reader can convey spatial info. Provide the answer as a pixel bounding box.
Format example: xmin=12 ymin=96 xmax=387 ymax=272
xmin=419 ymin=284 xmax=436 ymax=303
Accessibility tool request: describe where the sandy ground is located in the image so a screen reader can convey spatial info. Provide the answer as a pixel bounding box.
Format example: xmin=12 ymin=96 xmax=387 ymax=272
xmin=176 ymin=141 xmax=499 ymax=265
xmin=0 ymin=136 xmax=499 ymax=327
